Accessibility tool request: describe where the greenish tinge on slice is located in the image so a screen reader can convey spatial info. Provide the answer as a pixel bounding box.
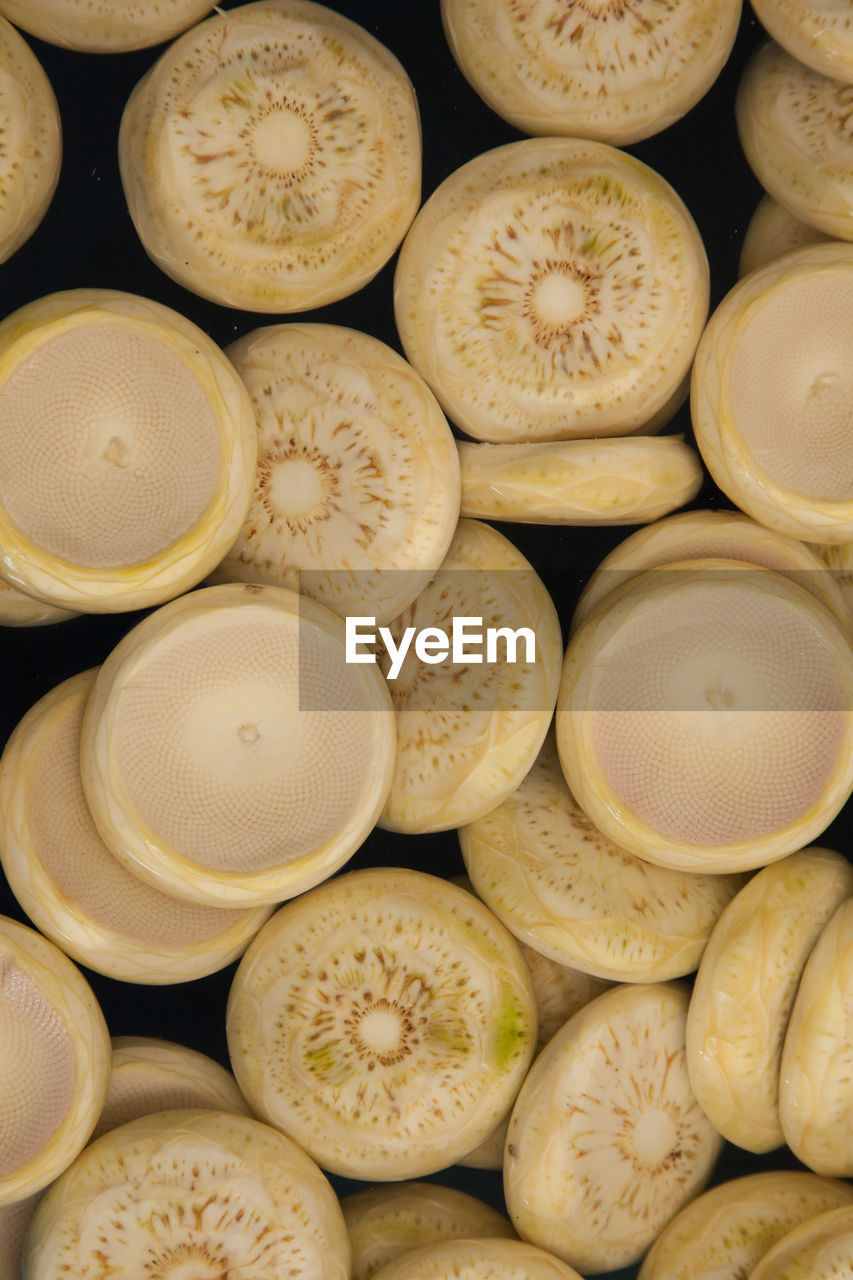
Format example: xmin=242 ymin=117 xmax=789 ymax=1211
xmin=740 ymin=193 xmax=833 ymax=277
xmin=0 ymin=16 xmax=60 ymax=264
xmin=226 ymin=867 xmax=537 ymax=1180
xmin=0 ymin=0 xmax=216 ymax=51
xmin=371 ymin=1237 xmax=584 ymax=1280
xmin=747 ymin=1203 xmax=853 ymax=1279
xmin=750 ymin=0 xmax=853 ymax=85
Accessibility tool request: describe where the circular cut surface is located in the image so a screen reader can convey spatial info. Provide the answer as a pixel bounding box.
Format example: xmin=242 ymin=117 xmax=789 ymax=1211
xmin=215 ymin=324 xmax=460 ymax=624
xmin=440 ymin=0 xmax=741 ymax=145
xmin=692 ymin=244 xmax=853 ymax=542
xmin=371 ymin=1238 xmax=583 ymax=1280
xmin=119 ymin=0 xmax=421 ymax=311
xmin=81 ymin=583 xmax=395 ymax=906
xmin=504 ymin=982 xmax=721 ymax=1273
xmin=737 ymin=40 xmax=853 ymax=241
xmin=0 ymin=1194 xmax=39 ymax=1280
xmin=379 ymin=519 xmax=562 ymax=834
xmin=750 ymin=0 xmax=853 ymax=84
xmin=748 ymin=1204 xmax=853 ymax=1279
xmin=740 ymin=193 xmax=833 ymax=277
xmin=460 ymin=733 xmax=745 ymax=982
xmin=342 ymin=1182 xmax=515 ymax=1280
xmin=0 ymin=670 xmax=272 ymax=982
xmin=22 ymin=1109 xmax=350 ymax=1279
xmin=458 ymin=437 xmax=702 ymax=526
xmin=394 ymin=137 xmax=708 ymax=443
xmin=638 ymin=1170 xmax=853 ymax=1280
xmin=779 ymin=895 xmax=853 ymax=1175
xmin=0 ymin=0 xmax=215 ymax=51
xmin=226 ymin=867 xmax=537 ymax=1179
xmin=685 ymin=847 xmax=853 ymax=1153
xmin=0 ymin=289 xmax=256 ymax=611
xmin=556 ymin=562 xmax=853 ymax=871
xmin=0 ymin=17 xmax=60 ymax=265
xmin=0 ymin=916 xmax=110 ymax=1206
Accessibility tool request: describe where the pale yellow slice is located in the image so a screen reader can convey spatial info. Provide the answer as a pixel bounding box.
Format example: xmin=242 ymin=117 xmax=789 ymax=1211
xmin=0 ymin=289 xmax=257 ymax=612
xmin=751 ymin=0 xmax=853 ymax=85
xmin=119 ymin=0 xmax=421 ymax=311
xmin=213 ymin=324 xmax=460 ymax=624
xmin=0 ymin=16 xmax=60 ymax=265
xmin=0 ymin=0 xmax=215 ymax=51
xmin=748 ymin=1204 xmax=853 ymax=1279
xmin=0 ymin=916 xmax=110 ymax=1206
xmin=740 ymin=193 xmax=833 ymax=276
xmin=685 ymin=847 xmax=853 ymax=1153
xmin=81 ymin=583 xmax=395 ymax=907
xmin=458 ymin=437 xmax=702 ymax=525
xmin=0 ymin=1193 xmax=40 ymax=1280
xmin=813 ymin=540 xmax=853 ymax=632
xmin=226 ymin=867 xmax=537 ymax=1180
xmin=0 ymin=580 xmax=75 ymax=627
xmin=394 ymin=137 xmax=708 ymax=442
xmin=372 ymin=1238 xmax=583 ymax=1280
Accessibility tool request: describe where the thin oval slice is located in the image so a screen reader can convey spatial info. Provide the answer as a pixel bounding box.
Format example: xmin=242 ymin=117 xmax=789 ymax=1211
xmin=0 ymin=915 xmax=110 ymax=1206
xmin=638 ymin=1170 xmax=853 ymax=1280
xmin=441 ymin=0 xmax=741 ymax=145
xmin=750 ymin=0 xmax=853 ymax=85
xmin=379 ymin=519 xmax=562 ymax=834
xmin=737 ymin=40 xmax=853 ymax=241
xmin=372 ymin=1238 xmax=583 ymax=1280
xmin=0 ymin=17 xmax=60 ymax=264
xmin=0 ymin=0 xmax=215 ymax=51
xmin=342 ymin=1183 xmax=515 ymax=1280
xmin=214 ymin=324 xmax=460 ymax=624
xmin=556 ymin=561 xmax=853 ymax=872
xmin=748 ymin=1204 xmax=853 ymax=1280
xmin=460 ymin=733 xmax=746 ymax=982
xmin=119 ymin=0 xmax=421 ymax=311
xmin=0 ymin=289 xmax=256 ymax=612
xmin=226 ymin=867 xmax=537 ymax=1180
xmin=685 ymin=847 xmax=853 ymax=1153
xmin=394 ymin=137 xmax=709 ymax=443
xmin=740 ymin=193 xmax=833 ymax=277
xmin=22 ymin=1109 xmax=350 ymax=1279
xmin=0 ymin=669 xmax=272 ymax=982
xmin=504 ymin=982 xmax=721 ymax=1274
xmin=458 ymin=437 xmax=702 ymax=526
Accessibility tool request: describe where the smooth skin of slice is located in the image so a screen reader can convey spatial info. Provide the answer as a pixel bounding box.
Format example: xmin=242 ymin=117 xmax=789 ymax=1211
xmin=638 ymin=1169 xmax=853 ymax=1280
xmin=226 ymin=867 xmax=538 ymax=1180
xmin=556 ymin=561 xmax=853 ymax=872
xmin=81 ymin=583 xmax=395 ymax=907
xmin=692 ymin=244 xmax=853 ymax=543
xmin=119 ymin=0 xmax=421 ymax=311
xmin=21 ymin=1109 xmax=350 ymax=1280
xmin=0 ymin=289 xmax=257 ymax=612
xmin=0 ymin=17 xmax=60 ymax=265
xmin=0 ymin=916 xmax=111 ymax=1206
xmin=460 ymin=733 xmax=746 ymax=983
xmin=213 ymin=324 xmax=460 ymax=625
xmin=0 ymin=670 xmax=273 ymax=983
xmin=750 ymin=0 xmax=853 ymax=85
xmin=458 ymin=437 xmax=702 ymax=526
xmin=504 ymin=981 xmax=722 ymax=1274
xmin=342 ymin=1182 xmax=516 ymax=1280
xmin=685 ymin=847 xmax=853 ymax=1153
xmin=779 ymin=895 xmax=853 ymax=1175
xmin=748 ymin=1204 xmax=853 ymax=1279
xmin=441 ymin=0 xmax=741 ymax=145
xmin=0 ymin=579 xmax=75 ymax=627
xmin=394 ymin=137 xmax=709 ymax=443
xmin=371 ymin=1238 xmax=583 ymax=1280
xmin=379 ymin=519 xmax=562 ymax=834
xmin=737 ymin=40 xmax=853 ymax=241
xmin=740 ymin=193 xmax=833 ymax=277
xmin=0 ymin=0 xmax=215 ymax=52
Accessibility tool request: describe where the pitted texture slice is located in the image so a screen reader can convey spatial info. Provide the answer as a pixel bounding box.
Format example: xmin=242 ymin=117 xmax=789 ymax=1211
xmin=379 ymin=519 xmax=562 ymax=834
xmin=0 ymin=670 xmax=272 ymax=983
xmin=748 ymin=1204 xmax=853 ymax=1279
xmin=119 ymin=0 xmax=421 ymax=311
xmin=638 ymin=1170 xmax=853 ymax=1279
xmin=504 ymin=982 xmax=721 ymax=1273
xmin=342 ymin=1182 xmax=516 ymax=1280
xmin=572 ymin=508 xmax=848 ymax=633
xmin=214 ymin=324 xmax=460 ymax=624
xmin=0 ymin=17 xmax=59 ymax=265
xmin=21 ymin=1109 xmax=350 ymax=1280
xmin=371 ymin=1238 xmax=583 ymax=1280
xmin=460 ymin=733 xmax=744 ymax=982
xmin=458 ymin=437 xmax=702 ymax=525
xmin=737 ymin=40 xmax=853 ymax=241
xmin=0 ymin=0 xmax=215 ymax=51
xmin=394 ymin=137 xmax=708 ymax=443
xmin=779 ymin=896 xmax=853 ymax=1175
xmin=0 ymin=289 xmax=256 ymax=612
xmin=750 ymin=0 xmax=853 ymax=85
xmin=226 ymin=867 xmax=537 ymax=1180
xmin=440 ymin=0 xmax=741 ymax=145
xmin=685 ymin=847 xmax=853 ymax=1153
xmin=691 ymin=244 xmax=853 ymax=542
xmin=81 ymin=583 xmax=395 ymax=906
xmin=740 ymin=193 xmax=833 ymax=277
xmin=92 ymin=1037 xmax=250 ymax=1142
xmin=0 ymin=579 xmax=75 ymax=627
xmin=0 ymin=916 xmax=110 ymax=1206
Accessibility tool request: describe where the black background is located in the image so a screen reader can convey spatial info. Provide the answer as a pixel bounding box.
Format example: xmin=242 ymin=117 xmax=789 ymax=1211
xmin=0 ymin=3 xmax=848 ymax=1276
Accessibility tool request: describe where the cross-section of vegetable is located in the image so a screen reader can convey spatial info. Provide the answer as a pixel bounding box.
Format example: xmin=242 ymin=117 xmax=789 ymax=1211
xmin=0 ymin=16 xmax=60 ymax=265
xmin=750 ymin=0 xmax=853 ymax=85
xmin=371 ymin=1237 xmax=584 ymax=1280
xmin=747 ymin=1203 xmax=853 ymax=1279
xmin=0 ymin=0 xmax=216 ymax=52
xmin=740 ymin=193 xmax=832 ymax=277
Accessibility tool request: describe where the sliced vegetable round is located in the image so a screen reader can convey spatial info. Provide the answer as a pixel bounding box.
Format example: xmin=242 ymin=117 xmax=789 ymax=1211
xmin=740 ymin=193 xmax=833 ymax=277
xmin=0 ymin=0 xmax=216 ymax=51
xmin=0 ymin=580 xmax=75 ymax=628
xmin=371 ymin=1238 xmax=583 ymax=1280
xmin=0 ymin=16 xmax=60 ymax=264
xmin=748 ymin=1204 xmax=853 ymax=1280
xmin=750 ymin=0 xmax=853 ymax=85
